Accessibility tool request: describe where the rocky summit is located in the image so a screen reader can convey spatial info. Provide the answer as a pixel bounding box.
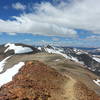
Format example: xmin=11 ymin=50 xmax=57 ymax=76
xmin=0 ymin=60 xmax=100 ymax=100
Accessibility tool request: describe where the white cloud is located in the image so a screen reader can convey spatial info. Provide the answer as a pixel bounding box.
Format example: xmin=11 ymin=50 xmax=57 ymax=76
xmin=7 ymin=32 xmax=16 ymax=35
xmin=52 ymin=37 xmax=60 ymax=41
xmin=12 ymin=2 xmax=26 ymax=10
xmin=84 ymin=35 xmax=100 ymax=41
xmin=0 ymin=13 xmax=77 ymax=37
xmin=0 ymin=0 xmax=100 ymax=37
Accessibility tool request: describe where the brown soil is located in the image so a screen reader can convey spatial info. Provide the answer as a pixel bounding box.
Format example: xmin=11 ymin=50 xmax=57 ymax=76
xmin=74 ymin=82 xmax=100 ymax=100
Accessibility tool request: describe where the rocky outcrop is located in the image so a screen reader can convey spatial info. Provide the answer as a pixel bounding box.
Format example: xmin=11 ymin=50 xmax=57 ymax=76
xmin=0 ymin=61 xmax=68 ymax=100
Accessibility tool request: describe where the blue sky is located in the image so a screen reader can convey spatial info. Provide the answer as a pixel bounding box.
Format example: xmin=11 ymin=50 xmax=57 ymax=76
xmin=0 ymin=0 xmax=100 ymax=47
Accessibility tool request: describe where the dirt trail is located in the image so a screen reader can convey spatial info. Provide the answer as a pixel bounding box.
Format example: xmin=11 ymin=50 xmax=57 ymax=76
xmin=64 ymin=76 xmax=77 ymax=100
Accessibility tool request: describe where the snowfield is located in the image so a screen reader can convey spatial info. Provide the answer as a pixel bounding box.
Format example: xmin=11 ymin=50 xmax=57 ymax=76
xmin=93 ymin=79 xmax=100 ymax=86
xmin=0 ymin=56 xmax=12 ymax=73
xmin=0 ymin=62 xmax=25 ymax=87
xmin=4 ymin=43 xmax=33 ymax=54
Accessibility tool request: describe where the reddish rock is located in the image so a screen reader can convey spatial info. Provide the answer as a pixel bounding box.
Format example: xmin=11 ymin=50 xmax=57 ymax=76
xmin=0 ymin=61 xmax=67 ymax=100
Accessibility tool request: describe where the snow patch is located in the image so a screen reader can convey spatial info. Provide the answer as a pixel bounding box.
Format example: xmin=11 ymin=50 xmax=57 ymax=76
xmin=0 ymin=56 xmax=12 ymax=73
xmin=93 ymin=79 xmax=100 ymax=86
xmin=38 ymin=47 xmax=42 ymax=51
xmin=93 ymin=57 xmax=100 ymax=63
xmin=4 ymin=43 xmax=33 ymax=54
xmin=70 ymin=56 xmax=79 ymax=62
xmin=55 ymin=59 xmax=60 ymax=62
xmin=0 ymin=62 xmax=25 ymax=87
xmin=88 ymin=67 xmax=96 ymax=71
xmin=73 ymin=48 xmax=88 ymax=55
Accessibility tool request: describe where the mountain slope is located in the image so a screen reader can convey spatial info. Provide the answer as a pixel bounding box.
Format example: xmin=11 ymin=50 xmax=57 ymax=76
xmin=0 ymin=43 xmax=100 ymax=100
xmin=38 ymin=45 xmax=100 ymax=75
xmin=0 ymin=52 xmax=100 ymax=94
xmin=0 ymin=60 xmax=100 ymax=100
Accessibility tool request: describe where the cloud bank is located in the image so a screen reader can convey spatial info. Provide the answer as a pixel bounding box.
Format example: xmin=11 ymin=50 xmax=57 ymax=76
xmin=0 ymin=0 xmax=100 ymax=37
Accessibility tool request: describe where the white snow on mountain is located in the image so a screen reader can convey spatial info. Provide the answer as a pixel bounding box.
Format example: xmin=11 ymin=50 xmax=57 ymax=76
xmin=4 ymin=43 xmax=33 ymax=54
xmin=44 ymin=48 xmax=70 ymax=59
xmin=93 ymin=79 xmax=100 ymax=86
xmin=44 ymin=47 xmax=84 ymax=64
xmin=38 ymin=47 xmax=42 ymax=51
xmin=73 ymin=48 xmax=88 ymax=55
xmin=0 ymin=56 xmax=12 ymax=73
xmin=93 ymin=57 xmax=100 ymax=63
xmin=88 ymin=67 xmax=96 ymax=72
xmin=95 ymin=48 xmax=100 ymax=51
xmin=70 ymin=56 xmax=79 ymax=62
xmin=0 ymin=62 xmax=25 ymax=87
xmin=55 ymin=59 xmax=60 ymax=62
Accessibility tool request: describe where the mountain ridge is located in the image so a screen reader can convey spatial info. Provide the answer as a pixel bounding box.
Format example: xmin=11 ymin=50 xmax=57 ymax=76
xmin=0 ymin=60 xmax=100 ymax=100
xmin=0 ymin=43 xmax=100 ymax=100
